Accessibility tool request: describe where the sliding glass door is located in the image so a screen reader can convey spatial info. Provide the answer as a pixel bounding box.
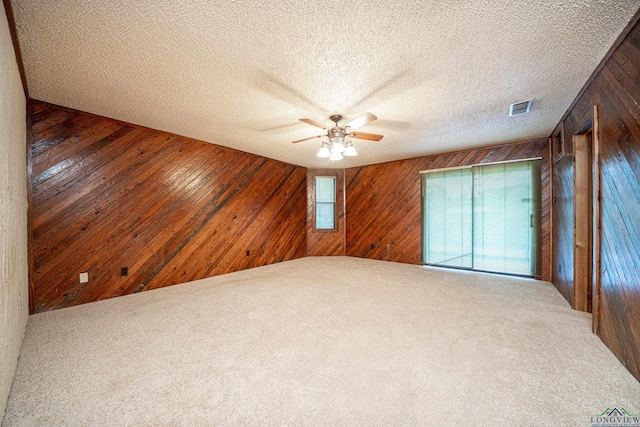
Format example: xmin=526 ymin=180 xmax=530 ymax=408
xmin=472 ymin=160 xmax=541 ymax=276
xmin=422 ymin=159 xmax=541 ymax=277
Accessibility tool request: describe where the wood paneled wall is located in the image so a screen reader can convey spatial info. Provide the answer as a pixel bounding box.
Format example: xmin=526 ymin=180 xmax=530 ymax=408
xmin=29 ymin=100 xmax=306 ymax=312
xmin=344 ymin=139 xmax=551 ymax=281
xmin=306 ymin=169 xmax=345 ymax=256
xmin=552 ymin=14 xmax=640 ymax=380
xmin=551 ymin=122 xmax=575 ymax=304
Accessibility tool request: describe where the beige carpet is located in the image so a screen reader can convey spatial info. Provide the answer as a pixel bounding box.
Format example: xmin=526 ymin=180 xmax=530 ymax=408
xmin=2 ymin=257 xmax=639 ymax=426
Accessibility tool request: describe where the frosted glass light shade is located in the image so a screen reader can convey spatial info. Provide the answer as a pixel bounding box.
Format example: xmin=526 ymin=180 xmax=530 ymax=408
xmin=317 ymin=146 xmax=331 ymax=158
xmin=333 ymin=141 xmax=345 ymax=153
xmin=329 ymin=151 xmax=343 ymax=161
xmin=343 ymin=145 xmax=357 ymax=156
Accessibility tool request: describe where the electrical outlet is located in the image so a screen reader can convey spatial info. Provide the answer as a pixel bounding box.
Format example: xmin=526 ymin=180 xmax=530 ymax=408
xmin=246 ymin=250 xmax=250 ymax=256
xmin=79 ymin=272 xmax=89 ymax=283
xmin=121 ymin=267 xmax=128 ymax=276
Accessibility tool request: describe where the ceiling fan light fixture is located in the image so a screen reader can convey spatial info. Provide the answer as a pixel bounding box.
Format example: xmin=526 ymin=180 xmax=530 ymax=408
xmin=294 ymin=113 xmax=382 ymax=162
xmin=329 ymin=150 xmax=343 ymax=161
xmin=343 ymin=142 xmax=357 ymax=156
xmin=317 ymin=145 xmax=331 ymax=158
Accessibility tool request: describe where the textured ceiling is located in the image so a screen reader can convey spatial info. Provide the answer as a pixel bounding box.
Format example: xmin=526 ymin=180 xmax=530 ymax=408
xmin=13 ymin=0 xmax=640 ymax=168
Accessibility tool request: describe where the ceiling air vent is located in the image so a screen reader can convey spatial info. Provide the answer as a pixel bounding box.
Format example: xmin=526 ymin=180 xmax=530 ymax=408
xmin=509 ymin=99 xmax=533 ymax=116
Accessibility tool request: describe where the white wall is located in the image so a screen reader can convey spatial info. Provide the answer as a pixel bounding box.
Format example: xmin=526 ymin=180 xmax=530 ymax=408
xmin=0 ymin=3 xmax=28 ymax=419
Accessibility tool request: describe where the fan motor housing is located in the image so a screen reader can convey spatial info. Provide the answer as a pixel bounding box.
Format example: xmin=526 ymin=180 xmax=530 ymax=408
xmin=329 ymin=128 xmax=347 ymax=139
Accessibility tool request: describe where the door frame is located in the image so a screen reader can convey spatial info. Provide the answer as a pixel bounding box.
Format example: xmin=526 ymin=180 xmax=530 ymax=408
xmin=572 ymin=129 xmax=592 ymax=312
xmin=571 ymin=106 xmax=601 ymax=333
xmin=592 ymin=106 xmax=602 ymax=334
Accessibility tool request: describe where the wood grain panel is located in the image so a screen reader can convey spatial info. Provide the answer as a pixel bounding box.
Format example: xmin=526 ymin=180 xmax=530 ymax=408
xmin=552 ymin=148 xmax=575 ymax=305
xmin=345 ymin=139 xmax=551 ymax=279
xmin=551 ymin=15 xmax=640 ymax=381
xmin=306 ymin=169 xmax=345 ymax=256
xmin=29 ymin=100 xmax=306 ymax=312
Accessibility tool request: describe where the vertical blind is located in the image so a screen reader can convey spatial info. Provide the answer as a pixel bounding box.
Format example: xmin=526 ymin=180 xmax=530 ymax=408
xmin=422 ymin=168 xmax=472 ymax=268
xmin=422 ymin=159 xmax=541 ymax=276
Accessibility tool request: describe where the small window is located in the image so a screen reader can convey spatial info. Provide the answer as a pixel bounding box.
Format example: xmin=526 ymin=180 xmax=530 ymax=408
xmin=315 ymin=176 xmax=336 ymax=230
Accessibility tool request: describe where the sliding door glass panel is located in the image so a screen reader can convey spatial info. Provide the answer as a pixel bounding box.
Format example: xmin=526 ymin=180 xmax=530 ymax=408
xmin=472 ymin=160 xmax=541 ymax=276
xmin=422 ymin=169 xmax=472 ymax=268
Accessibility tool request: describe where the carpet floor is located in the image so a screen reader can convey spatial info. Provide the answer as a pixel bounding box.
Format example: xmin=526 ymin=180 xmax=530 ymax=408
xmin=2 ymin=257 xmax=639 ymax=426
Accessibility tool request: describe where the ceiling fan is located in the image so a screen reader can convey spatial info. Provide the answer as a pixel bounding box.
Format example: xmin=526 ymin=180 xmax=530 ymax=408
xmin=292 ymin=113 xmax=384 ymax=161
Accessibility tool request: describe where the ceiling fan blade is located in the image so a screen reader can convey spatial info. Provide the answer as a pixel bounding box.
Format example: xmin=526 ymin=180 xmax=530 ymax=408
xmin=292 ymin=135 xmax=323 ymax=144
xmin=299 ymin=118 xmax=330 ymax=130
xmin=348 ymin=131 xmax=384 ymax=141
xmin=344 ymin=113 xmax=377 ymax=129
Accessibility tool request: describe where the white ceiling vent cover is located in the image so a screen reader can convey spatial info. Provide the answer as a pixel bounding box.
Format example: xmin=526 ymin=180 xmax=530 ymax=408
xmin=509 ymin=99 xmax=533 ymax=116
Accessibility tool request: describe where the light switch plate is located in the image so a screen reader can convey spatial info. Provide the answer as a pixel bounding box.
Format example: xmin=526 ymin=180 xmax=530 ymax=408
xmin=79 ymin=272 xmax=89 ymax=283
